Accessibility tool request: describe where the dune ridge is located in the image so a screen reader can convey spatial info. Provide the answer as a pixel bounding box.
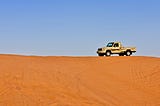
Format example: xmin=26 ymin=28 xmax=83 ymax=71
xmin=0 ymin=55 xmax=159 ymax=106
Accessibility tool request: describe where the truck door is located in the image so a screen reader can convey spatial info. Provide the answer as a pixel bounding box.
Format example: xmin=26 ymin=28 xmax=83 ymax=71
xmin=112 ymin=43 xmax=120 ymax=53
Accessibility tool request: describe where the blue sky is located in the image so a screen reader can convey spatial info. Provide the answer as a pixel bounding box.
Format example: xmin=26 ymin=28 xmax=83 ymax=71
xmin=0 ymin=0 xmax=160 ymax=56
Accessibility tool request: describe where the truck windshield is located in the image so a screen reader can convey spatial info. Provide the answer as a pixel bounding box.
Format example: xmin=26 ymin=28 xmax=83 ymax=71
xmin=107 ymin=42 xmax=114 ymax=47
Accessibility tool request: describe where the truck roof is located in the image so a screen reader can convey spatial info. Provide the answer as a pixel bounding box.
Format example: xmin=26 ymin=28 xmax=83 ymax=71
xmin=108 ymin=41 xmax=121 ymax=43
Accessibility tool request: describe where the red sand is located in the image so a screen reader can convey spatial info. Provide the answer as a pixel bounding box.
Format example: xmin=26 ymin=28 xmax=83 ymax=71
xmin=0 ymin=55 xmax=159 ymax=106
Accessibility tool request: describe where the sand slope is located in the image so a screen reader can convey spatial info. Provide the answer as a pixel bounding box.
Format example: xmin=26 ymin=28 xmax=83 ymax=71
xmin=0 ymin=55 xmax=159 ymax=106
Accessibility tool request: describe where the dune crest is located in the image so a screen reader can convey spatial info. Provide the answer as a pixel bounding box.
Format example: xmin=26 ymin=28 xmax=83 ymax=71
xmin=0 ymin=55 xmax=159 ymax=106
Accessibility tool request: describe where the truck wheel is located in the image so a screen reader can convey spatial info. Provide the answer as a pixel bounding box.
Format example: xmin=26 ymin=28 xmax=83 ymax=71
xmin=106 ymin=51 xmax=111 ymax=56
xmin=126 ymin=51 xmax=132 ymax=56
xmin=98 ymin=54 xmax=104 ymax=56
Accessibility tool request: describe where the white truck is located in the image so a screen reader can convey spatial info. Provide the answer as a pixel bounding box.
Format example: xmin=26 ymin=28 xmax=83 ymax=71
xmin=97 ymin=42 xmax=136 ymax=56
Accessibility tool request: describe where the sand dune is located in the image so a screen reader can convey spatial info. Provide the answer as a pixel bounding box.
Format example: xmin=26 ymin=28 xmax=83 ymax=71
xmin=0 ymin=55 xmax=159 ymax=106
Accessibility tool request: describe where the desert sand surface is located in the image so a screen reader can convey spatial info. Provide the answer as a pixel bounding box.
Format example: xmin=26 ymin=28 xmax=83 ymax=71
xmin=0 ymin=55 xmax=159 ymax=106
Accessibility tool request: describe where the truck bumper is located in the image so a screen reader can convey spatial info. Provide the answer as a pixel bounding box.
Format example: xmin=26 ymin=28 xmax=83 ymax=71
xmin=132 ymin=51 xmax=136 ymax=53
xmin=97 ymin=51 xmax=105 ymax=54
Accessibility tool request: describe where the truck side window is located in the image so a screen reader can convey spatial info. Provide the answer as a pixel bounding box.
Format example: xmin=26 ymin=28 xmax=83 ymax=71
xmin=114 ymin=43 xmax=119 ymax=47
